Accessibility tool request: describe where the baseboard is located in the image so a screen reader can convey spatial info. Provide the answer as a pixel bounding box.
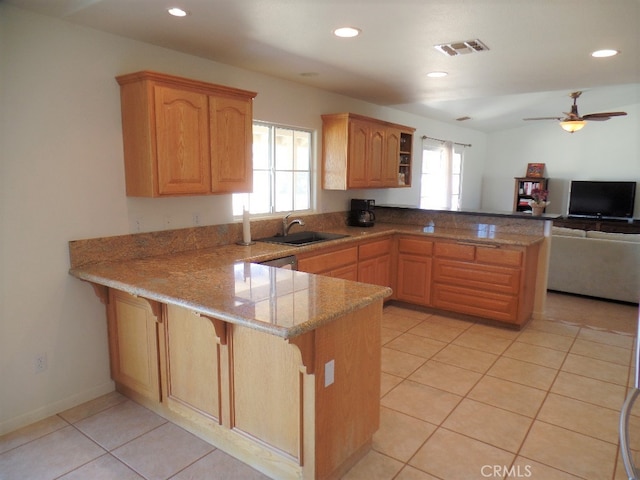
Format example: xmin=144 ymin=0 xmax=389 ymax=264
xmin=0 ymin=380 xmax=115 ymax=436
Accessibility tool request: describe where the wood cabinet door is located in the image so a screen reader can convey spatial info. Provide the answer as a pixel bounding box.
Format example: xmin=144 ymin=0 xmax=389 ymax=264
xmin=347 ymin=120 xmax=369 ymax=188
xmin=163 ymin=305 xmax=221 ymax=421
xmin=210 ymin=96 xmax=253 ymax=193
xmin=384 ymin=128 xmax=401 ymax=186
xmin=396 ymin=253 xmax=432 ymax=306
xmin=107 ymin=290 xmax=161 ymax=401
xmin=358 ymin=255 xmax=391 ymax=287
xmin=330 ymin=264 xmax=359 ymax=281
xmin=367 ymin=126 xmax=385 ymax=187
xmin=154 ymin=85 xmax=210 ymax=195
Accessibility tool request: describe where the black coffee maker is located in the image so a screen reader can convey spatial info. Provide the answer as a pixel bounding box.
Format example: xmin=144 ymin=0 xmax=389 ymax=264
xmin=349 ymin=199 xmax=376 ymax=227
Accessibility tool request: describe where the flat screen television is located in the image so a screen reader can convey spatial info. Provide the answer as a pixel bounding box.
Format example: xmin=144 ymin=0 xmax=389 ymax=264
xmin=567 ymin=180 xmax=636 ymax=220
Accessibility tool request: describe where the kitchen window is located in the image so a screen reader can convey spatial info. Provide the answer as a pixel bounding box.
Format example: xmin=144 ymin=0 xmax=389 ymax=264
xmin=419 ymin=140 xmax=463 ymax=210
xmin=233 ymin=122 xmax=312 ymax=216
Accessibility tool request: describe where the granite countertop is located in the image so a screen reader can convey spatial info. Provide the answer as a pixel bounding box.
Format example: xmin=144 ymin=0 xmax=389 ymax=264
xmin=69 ymin=222 xmax=544 ymax=339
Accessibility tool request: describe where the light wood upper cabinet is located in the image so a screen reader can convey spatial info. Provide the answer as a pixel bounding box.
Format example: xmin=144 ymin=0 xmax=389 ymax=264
xmin=116 ymin=71 xmax=256 ymax=197
xmin=210 ymin=96 xmax=253 ymax=193
xmin=154 ymin=85 xmax=210 ymax=195
xmin=322 ymin=113 xmax=415 ymax=190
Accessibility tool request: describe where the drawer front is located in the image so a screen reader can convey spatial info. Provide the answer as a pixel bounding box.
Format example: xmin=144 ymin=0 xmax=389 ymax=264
xmin=432 ymin=284 xmax=518 ymax=323
xmin=433 ymin=259 xmax=520 ymax=295
xmin=397 ymin=237 xmax=433 ymax=256
xmin=359 ymin=237 xmax=392 ymax=260
xmin=476 ymin=246 xmax=523 ymax=267
xmin=298 ymin=246 xmax=358 ymax=273
xmin=434 ymin=242 xmax=475 ymax=261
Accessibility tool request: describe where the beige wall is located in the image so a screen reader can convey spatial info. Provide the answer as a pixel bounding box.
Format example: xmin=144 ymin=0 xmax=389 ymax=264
xmin=482 ymin=90 xmax=640 ymax=215
xmin=0 ymin=5 xmax=487 ymax=433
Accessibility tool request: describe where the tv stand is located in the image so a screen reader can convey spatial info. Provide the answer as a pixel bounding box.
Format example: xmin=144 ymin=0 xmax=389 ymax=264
xmin=554 ymin=217 xmax=640 ymax=234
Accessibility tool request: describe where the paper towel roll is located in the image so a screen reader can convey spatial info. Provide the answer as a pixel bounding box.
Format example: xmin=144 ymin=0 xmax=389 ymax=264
xmin=242 ymin=209 xmax=251 ymax=244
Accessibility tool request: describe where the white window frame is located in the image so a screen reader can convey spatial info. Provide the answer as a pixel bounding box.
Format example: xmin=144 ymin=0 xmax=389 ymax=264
xmin=233 ymin=121 xmax=313 ymax=217
xmin=419 ymin=140 xmax=463 ymax=210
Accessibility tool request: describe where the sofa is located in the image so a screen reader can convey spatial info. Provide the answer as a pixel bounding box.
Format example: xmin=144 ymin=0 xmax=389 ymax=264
xmin=548 ymin=226 xmax=640 ymax=303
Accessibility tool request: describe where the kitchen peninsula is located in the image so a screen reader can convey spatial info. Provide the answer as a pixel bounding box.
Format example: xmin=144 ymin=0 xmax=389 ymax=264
xmin=69 ymin=207 xmax=549 ymax=479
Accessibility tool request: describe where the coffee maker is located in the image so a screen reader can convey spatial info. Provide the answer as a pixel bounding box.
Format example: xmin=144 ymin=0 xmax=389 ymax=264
xmin=349 ymin=199 xmax=376 ymax=227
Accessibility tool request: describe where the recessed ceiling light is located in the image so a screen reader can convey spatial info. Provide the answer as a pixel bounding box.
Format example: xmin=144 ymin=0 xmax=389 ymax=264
xmin=168 ymin=7 xmax=189 ymax=17
xmin=333 ymin=27 xmax=361 ymax=38
xmin=591 ymin=49 xmax=619 ymax=58
xmin=427 ymin=71 xmax=448 ymax=78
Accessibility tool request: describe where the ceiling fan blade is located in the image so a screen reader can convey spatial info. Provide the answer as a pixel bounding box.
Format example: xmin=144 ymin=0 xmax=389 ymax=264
xmin=523 ymin=116 xmax=563 ymax=121
xmin=583 ymin=111 xmax=627 ymax=119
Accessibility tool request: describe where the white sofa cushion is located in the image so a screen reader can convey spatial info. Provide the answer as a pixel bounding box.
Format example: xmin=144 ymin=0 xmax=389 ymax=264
xmin=552 ymin=226 xmax=586 ymax=237
xmin=585 ymin=230 xmax=640 ymax=242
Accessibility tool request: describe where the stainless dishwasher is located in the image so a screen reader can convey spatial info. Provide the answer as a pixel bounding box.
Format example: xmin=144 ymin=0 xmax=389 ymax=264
xmin=620 ymin=307 xmax=640 ymax=479
xmin=258 ymin=255 xmax=298 ymax=270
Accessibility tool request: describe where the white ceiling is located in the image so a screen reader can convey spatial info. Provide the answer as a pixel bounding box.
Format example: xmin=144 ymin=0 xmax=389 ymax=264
xmin=7 ymin=0 xmax=640 ymax=132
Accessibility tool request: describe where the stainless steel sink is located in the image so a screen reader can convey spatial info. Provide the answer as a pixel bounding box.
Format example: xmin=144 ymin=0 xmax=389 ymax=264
xmin=257 ymin=231 xmax=349 ymax=246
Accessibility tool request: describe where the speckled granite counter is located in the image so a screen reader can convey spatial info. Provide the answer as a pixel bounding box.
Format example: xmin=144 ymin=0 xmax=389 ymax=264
xmin=70 ymin=251 xmax=390 ymax=338
xmin=69 ymin=217 xmax=543 ymax=338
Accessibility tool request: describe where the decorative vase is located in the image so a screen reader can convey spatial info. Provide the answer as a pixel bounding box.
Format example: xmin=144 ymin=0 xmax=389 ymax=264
xmin=531 ymin=205 xmax=545 ymax=216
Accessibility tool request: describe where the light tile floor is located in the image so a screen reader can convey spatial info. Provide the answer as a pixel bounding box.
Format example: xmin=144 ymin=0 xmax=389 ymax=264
xmin=1 ymin=292 xmax=638 ymax=480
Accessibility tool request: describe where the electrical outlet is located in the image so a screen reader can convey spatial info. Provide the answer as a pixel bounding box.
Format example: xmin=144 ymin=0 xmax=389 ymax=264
xmin=164 ymin=215 xmax=172 ymax=228
xmin=134 ymin=218 xmax=143 ymax=232
xmin=35 ymin=353 xmax=48 ymax=373
xmin=324 ymin=359 xmax=335 ymax=387
xmin=192 ymin=213 xmax=201 ymax=226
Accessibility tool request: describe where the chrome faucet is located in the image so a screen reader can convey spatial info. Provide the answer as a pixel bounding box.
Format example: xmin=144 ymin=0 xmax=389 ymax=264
xmin=283 ymin=212 xmax=305 ymax=236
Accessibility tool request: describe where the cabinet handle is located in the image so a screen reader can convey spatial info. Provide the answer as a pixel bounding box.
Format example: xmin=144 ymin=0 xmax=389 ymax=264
xmin=456 ymin=241 xmax=499 ymax=248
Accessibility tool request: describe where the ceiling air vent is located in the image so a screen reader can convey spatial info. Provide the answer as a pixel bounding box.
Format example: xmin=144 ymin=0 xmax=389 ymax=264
xmin=434 ymin=39 xmax=489 ymax=56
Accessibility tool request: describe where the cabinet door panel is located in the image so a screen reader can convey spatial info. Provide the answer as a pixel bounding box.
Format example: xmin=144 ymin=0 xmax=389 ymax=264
xmin=359 ymin=238 xmax=393 ymax=260
xmin=347 ymin=120 xmax=368 ymax=188
xmin=298 ymin=247 xmax=358 ymax=274
xmin=433 ymin=259 xmax=520 ymax=294
xmin=476 ymin=246 xmax=523 ymax=267
xmin=368 ymin=127 xmax=385 ymax=186
xmin=433 ymin=242 xmax=475 ymax=261
xmin=432 ymin=284 xmax=518 ymax=323
xmin=210 ymin=96 xmax=253 ymax=193
xmin=331 ymin=264 xmax=359 ymax=281
xmin=398 ymin=237 xmax=433 ymax=256
xmin=108 ymin=290 xmax=161 ymax=401
xmin=358 ymin=255 xmax=391 ymax=287
xmin=384 ymin=129 xmax=401 ymax=186
xmin=164 ymin=305 xmax=220 ymax=421
xmin=154 ymin=86 xmax=210 ymax=195
xmin=396 ymin=254 xmax=432 ymax=305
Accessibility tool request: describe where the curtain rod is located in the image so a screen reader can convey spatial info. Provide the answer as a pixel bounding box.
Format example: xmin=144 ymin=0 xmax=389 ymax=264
xmin=422 ymin=135 xmax=472 ymax=148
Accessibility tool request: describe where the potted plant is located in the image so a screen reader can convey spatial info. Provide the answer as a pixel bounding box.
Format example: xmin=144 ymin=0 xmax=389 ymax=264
xmin=528 ymin=188 xmax=549 ymax=216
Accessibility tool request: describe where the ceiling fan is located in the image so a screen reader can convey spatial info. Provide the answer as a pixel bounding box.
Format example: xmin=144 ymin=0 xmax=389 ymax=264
xmin=523 ymin=91 xmax=627 ymax=133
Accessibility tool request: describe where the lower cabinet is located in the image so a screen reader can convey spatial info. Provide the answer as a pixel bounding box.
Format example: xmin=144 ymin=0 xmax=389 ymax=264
xmin=395 ymin=236 xmax=433 ymax=306
xmin=107 ymin=289 xmax=161 ymax=402
xmin=103 ymin=286 xmax=382 ymax=480
xmin=162 ymin=305 xmax=221 ymax=422
xmin=432 ymin=240 xmax=539 ymax=325
xmin=357 ymin=237 xmax=393 ymax=288
xmin=298 ymin=244 xmax=358 ymax=280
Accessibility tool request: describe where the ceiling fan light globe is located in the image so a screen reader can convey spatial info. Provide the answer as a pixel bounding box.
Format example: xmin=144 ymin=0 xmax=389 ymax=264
xmin=560 ymin=120 xmax=586 ymax=133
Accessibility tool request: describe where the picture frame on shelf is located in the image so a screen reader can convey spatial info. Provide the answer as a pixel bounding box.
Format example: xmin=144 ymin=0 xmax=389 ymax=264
xmin=526 ymin=163 xmax=545 ymax=178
